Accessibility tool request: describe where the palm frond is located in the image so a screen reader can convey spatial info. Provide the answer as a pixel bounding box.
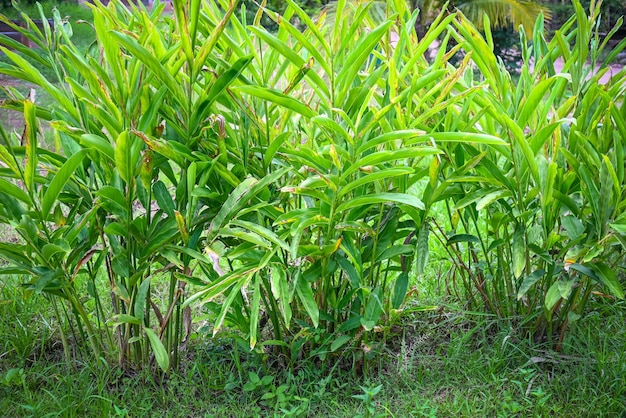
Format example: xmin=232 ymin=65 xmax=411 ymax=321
xmin=457 ymin=0 xmax=551 ymax=33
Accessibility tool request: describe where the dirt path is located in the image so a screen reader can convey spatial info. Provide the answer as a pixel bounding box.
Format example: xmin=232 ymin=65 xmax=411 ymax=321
xmin=546 ymin=57 xmax=625 ymax=85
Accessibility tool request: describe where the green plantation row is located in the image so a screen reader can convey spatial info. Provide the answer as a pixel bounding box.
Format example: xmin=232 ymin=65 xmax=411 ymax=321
xmin=0 ymin=0 xmax=624 ymax=373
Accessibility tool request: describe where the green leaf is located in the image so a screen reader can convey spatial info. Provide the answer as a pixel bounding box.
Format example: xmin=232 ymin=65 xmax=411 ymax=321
xmin=263 ymin=132 xmax=291 ymax=170
xmin=191 ymin=56 xmax=254 ymax=131
xmin=111 ymin=314 xmax=142 ymax=326
xmin=153 ymin=181 xmax=175 ymax=217
xmin=249 ymin=274 xmax=261 ymax=348
xmin=144 ymin=328 xmax=170 ymax=373
xmin=447 ymin=234 xmax=479 ymax=245
xmin=589 ymin=262 xmax=624 ymax=299
xmin=110 ymin=31 xmax=185 ymax=107
xmin=42 ymin=243 xmax=69 ymax=262
xmin=342 ymin=149 xmax=440 ymax=181
xmin=512 ymin=223 xmax=525 ymax=279
xmin=476 ymin=190 xmax=511 ymax=211
xmin=330 ymin=335 xmax=353 ymax=352
xmin=115 ymin=131 xmax=139 ymax=184
xmin=335 ymin=193 xmax=424 ymax=213
xmin=248 ymin=26 xmax=329 ymax=97
xmin=415 ymin=222 xmax=429 ymax=277
xmin=208 ymin=169 xmax=288 ymax=240
xmin=229 ymin=220 xmax=290 ymax=253
xmin=517 ymin=270 xmax=545 ymax=300
xmin=208 ymin=178 xmax=257 ymax=238
xmin=233 ymin=85 xmax=316 ymax=118
xmin=296 ymin=274 xmax=319 ymax=328
xmin=336 ymin=19 xmax=394 ymax=104
xmin=134 ymin=278 xmax=151 ymax=323
xmin=561 ymin=214 xmax=585 ymax=240
xmin=558 ymin=278 xmax=575 ymax=299
xmin=0 ymin=178 xmax=31 ymax=205
xmin=544 ymin=281 xmax=561 ymax=311
xmin=337 ymin=167 xmax=413 ymax=199
xmin=80 ymin=134 xmax=114 ymax=161
xmin=392 ymin=272 xmax=409 ymax=309
xmin=213 ymin=275 xmax=251 ymax=335
xmin=412 ymin=132 xmax=507 ymax=147
xmin=23 ymin=100 xmax=37 ymax=194
xmin=361 ymin=287 xmax=383 ymax=331
xmin=41 ymin=150 xmax=88 ymax=220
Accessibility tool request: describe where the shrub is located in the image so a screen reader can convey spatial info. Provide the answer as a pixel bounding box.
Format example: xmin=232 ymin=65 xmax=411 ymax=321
xmin=0 ymin=0 xmax=624 ymax=376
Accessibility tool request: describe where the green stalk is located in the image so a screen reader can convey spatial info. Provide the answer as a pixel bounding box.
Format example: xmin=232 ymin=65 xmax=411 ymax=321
xmin=261 ymin=274 xmax=284 ymax=343
xmin=51 ymin=298 xmax=71 ymax=368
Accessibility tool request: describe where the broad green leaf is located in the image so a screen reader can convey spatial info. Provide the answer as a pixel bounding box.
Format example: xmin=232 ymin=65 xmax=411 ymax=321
xmin=415 ymin=221 xmax=429 ymax=277
xmin=296 ymin=274 xmax=319 ymax=328
xmin=229 ymin=220 xmax=290 ymax=253
xmin=0 ymin=178 xmax=31 ymax=204
xmin=357 ymin=130 xmax=426 ymax=154
xmin=558 ymin=277 xmax=576 ymax=299
xmin=208 ymin=169 xmax=288 ymax=239
xmin=341 ymin=148 xmax=440 ymax=181
xmin=115 ymin=134 xmax=132 ymax=186
xmin=611 ymin=221 xmax=626 ymax=234
xmin=42 ymin=150 xmax=88 ymax=220
xmin=512 ymin=223 xmax=525 ymax=279
xmin=336 ymin=20 xmax=394 ymax=104
xmin=42 ymin=243 xmax=69 ymax=262
xmin=134 ymin=278 xmax=151 ymax=323
xmin=144 ymin=328 xmax=170 ymax=372
xmin=544 ymin=281 xmax=561 ymax=311
xmin=80 ymin=134 xmax=115 ymax=161
xmin=361 ymin=287 xmax=383 ymax=331
xmin=411 ymin=132 xmax=507 ymax=147
xmin=589 ymin=262 xmax=625 ymax=299
xmin=517 ymin=270 xmax=545 ymax=299
xmin=233 ymin=85 xmax=316 ymax=118
xmin=561 ymin=215 xmax=584 ymax=240
xmin=263 ymin=132 xmax=291 ymax=170
xmin=191 ymin=56 xmax=254 ymax=131
xmin=248 ymin=27 xmax=329 ymax=97
xmin=392 ymin=272 xmax=409 ymax=309
xmin=454 ymin=187 xmax=500 ymax=210
xmin=337 ymin=167 xmax=413 ymax=199
xmin=375 ymin=245 xmax=413 ymax=263
xmin=335 ymin=193 xmax=424 ymax=213
xmin=249 ymin=275 xmax=261 ymax=348
xmin=476 ymin=190 xmax=511 ymax=211
xmin=23 ymin=100 xmax=37 ymax=194
xmin=330 ymin=335 xmax=353 ymax=352
xmin=111 ymin=314 xmax=142 ymax=326
xmin=96 ymin=186 xmax=128 ymax=215
xmin=153 ymin=181 xmax=175 ymax=217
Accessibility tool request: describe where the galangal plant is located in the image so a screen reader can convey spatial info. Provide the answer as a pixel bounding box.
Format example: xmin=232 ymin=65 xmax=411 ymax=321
xmin=184 ymin=0 xmax=507 ymax=366
xmin=427 ymin=0 xmax=625 ymax=346
xmin=0 ymin=0 xmax=262 ymax=372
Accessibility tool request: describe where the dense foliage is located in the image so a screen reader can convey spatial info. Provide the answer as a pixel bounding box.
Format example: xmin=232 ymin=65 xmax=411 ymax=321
xmin=0 ymin=0 xmax=624 ymax=376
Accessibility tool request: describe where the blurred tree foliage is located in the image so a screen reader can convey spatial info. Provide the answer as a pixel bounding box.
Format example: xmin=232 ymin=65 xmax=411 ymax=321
xmin=237 ymin=0 xmax=331 ymax=29
xmin=546 ymin=0 xmax=625 ymax=33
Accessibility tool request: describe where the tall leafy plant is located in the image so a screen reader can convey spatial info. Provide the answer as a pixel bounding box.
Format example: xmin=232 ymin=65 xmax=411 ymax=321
xmin=0 ymin=0 xmax=258 ymax=371
xmin=428 ymin=1 xmax=626 ymax=345
xmin=184 ymin=0 xmax=507 ymax=365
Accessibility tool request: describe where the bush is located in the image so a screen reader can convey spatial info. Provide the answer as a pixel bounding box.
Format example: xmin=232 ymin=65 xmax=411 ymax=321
xmin=0 ymin=0 xmax=624 ymax=375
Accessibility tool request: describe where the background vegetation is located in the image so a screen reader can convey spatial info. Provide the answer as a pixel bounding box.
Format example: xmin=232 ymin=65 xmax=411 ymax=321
xmin=0 ymin=0 xmax=625 ymax=415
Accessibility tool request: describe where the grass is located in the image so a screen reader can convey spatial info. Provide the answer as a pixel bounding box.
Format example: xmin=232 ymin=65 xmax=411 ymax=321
xmin=2 ymin=272 xmax=625 ymax=417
